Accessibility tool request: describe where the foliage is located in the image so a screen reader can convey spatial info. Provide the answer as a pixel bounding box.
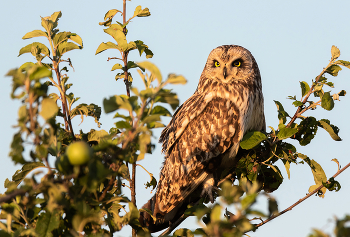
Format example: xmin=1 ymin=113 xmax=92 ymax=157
xmin=0 ymin=1 xmax=349 ymax=237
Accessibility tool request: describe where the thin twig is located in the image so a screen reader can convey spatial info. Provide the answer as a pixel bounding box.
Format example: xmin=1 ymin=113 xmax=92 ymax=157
xmin=252 ymin=161 xmax=350 ymax=230
xmin=286 ymin=60 xmax=332 ymax=128
xmin=0 ymin=189 xmax=27 ymax=204
xmin=98 ymin=176 xmax=116 ymax=202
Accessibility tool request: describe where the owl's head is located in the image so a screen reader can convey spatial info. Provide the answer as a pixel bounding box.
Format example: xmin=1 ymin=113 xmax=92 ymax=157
xmin=198 ymin=45 xmax=260 ymax=91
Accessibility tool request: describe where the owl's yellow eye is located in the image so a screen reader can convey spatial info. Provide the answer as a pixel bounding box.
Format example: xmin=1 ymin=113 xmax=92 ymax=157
xmin=233 ymin=60 xmax=241 ymax=67
xmin=214 ymin=61 xmax=220 ymax=67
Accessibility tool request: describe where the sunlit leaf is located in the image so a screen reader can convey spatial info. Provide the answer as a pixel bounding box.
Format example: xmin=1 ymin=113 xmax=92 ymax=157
xmin=57 ymin=42 xmax=81 ymax=56
xmin=69 ymin=34 xmax=83 ymax=47
xmin=111 ymin=63 xmax=123 ymax=71
xmin=18 ymin=42 xmax=50 ymax=57
xmin=331 ymin=45 xmax=340 ymax=60
xmin=300 ymin=81 xmax=310 ymax=97
xmin=318 ymin=119 xmax=341 ymax=141
xmin=137 ymin=61 xmax=162 ymax=84
xmin=321 ymin=92 xmax=334 ymax=111
xmin=167 ymin=74 xmax=187 ymax=85
xmin=104 ymin=28 xmax=127 ymax=51
xmin=22 ymin=30 xmax=47 ymax=39
xmin=96 ymin=42 xmax=121 ymax=55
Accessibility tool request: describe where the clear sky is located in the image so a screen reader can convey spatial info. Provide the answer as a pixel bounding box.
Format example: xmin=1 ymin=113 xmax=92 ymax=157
xmin=1 ymin=1 xmax=350 ymax=236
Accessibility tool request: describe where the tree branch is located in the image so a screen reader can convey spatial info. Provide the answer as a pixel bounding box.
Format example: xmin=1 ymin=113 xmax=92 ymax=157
xmin=0 ymin=189 xmax=27 ymax=204
xmin=252 ymin=161 xmax=350 ymax=230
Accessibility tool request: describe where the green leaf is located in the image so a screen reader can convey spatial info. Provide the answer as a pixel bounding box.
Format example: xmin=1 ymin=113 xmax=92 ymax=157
xmin=88 ymin=129 xmax=108 ymax=143
xmin=99 ymin=9 xmax=121 ymax=26
xmin=29 ymin=66 xmax=52 ymax=80
xmin=292 ymin=100 xmax=303 ymax=107
xmin=318 ymin=120 xmax=341 ymax=141
xmin=52 ymin=31 xmax=70 ymax=46
xmin=35 ymin=210 xmax=60 ymax=237
xmin=268 ymin=198 xmax=279 ymax=217
xmin=127 ymin=61 xmax=140 ymax=70
xmin=323 ymin=177 xmax=341 ymax=192
xmin=300 ymin=81 xmax=310 ymax=97
xmin=334 ymin=60 xmax=350 ymax=69
xmin=115 ymin=121 xmax=132 ymax=129
xmin=137 ymin=7 xmax=151 ymax=17
xmin=40 ymin=98 xmax=58 ymax=120
xmin=241 ymin=193 xmax=257 ymax=210
xmin=150 ymin=105 xmax=171 ymax=116
xmin=103 ymin=95 xmax=132 ymax=113
xmin=12 ymin=162 xmax=45 ymax=186
xmin=331 ymin=45 xmax=340 ymax=60
xmin=274 ymin=100 xmax=289 ymax=125
xmin=104 ymin=28 xmax=127 ymax=51
xmin=137 ymin=61 xmax=162 ymax=84
xmin=326 ymin=64 xmax=342 ymax=76
xmin=277 ymin=127 xmax=298 ymax=140
xmin=155 ymin=89 xmax=180 ymax=110
xmin=22 ymin=30 xmax=47 ymax=39
xmin=40 ymin=12 xmax=62 ymax=33
xmin=69 ymin=34 xmax=83 ymax=47
xmin=167 ymin=74 xmax=187 ymax=85
xmin=18 ymin=42 xmax=50 ymax=57
xmin=57 ymin=42 xmax=81 ymax=56
xmin=294 ymin=116 xmax=318 ymax=146
xmin=321 ymin=92 xmax=334 ymax=110
xmin=173 ymin=228 xmax=194 ymax=237
xmin=142 ymin=114 xmax=161 ymax=124
xmin=70 ymin=103 xmax=102 ymax=128
xmin=283 ymin=160 xmax=291 ymax=179
xmin=240 ymin=131 xmax=267 ymax=149
xmin=95 ymin=42 xmax=120 ymax=55
xmin=308 ymin=159 xmax=327 ymax=197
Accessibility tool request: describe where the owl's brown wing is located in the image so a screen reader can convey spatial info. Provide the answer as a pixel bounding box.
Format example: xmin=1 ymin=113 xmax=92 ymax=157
xmin=156 ymin=92 xmax=243 ymax=215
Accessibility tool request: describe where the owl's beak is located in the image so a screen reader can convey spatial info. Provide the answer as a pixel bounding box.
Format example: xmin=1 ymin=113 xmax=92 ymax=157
xmin=223 ymin=66 xmax=227 ymax=79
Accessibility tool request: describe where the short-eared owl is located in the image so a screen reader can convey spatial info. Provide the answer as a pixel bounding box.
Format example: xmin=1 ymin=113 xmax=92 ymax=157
xmin=140 ymin=45 xmax=265 ymax=232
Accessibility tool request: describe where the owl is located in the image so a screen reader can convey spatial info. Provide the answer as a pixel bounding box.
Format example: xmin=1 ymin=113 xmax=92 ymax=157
xmin=139 ymin=45 xmax=266 ymax=232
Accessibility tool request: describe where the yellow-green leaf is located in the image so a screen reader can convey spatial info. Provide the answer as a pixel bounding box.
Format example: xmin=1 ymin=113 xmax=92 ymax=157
xmin=69 ymin=34 xmax=83 ymax=47
xmin=331 ymin=45 xmax=340 ymax=60
xmin=22 ymin=30 xmax=47 ymax=39
xmin=167 ymin=74 xmax=187 ymax=85
xmin=18 ymin=42 xmax=50 ymax=57
xmin=318 ymin=120 xmax=341 ymax=141
xmin=96 ymin=42 xmax=120 ymax=55
xmin=111 ymin=63 xmax=123 ymax=71
xmin=321 ymin=92 xmax=334 ymax=111
xmin=137 ymin=61 xmax=162 ymax=84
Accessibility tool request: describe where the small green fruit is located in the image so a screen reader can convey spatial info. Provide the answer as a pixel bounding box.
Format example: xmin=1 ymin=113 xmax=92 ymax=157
xmin=66 ymin=141 xmax=92 ymax=165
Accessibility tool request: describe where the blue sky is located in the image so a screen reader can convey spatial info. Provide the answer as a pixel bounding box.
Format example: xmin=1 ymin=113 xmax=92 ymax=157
xmin=1 ymin=1 xmax=350 ymax=236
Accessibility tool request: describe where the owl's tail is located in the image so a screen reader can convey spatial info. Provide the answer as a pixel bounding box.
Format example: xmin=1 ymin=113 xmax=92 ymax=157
xmin=139 ymin=192 xmax=198 ymax=233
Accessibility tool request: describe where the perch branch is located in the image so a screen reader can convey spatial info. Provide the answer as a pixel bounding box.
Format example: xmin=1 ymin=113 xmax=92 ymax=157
xmin=252 ymin=161 xmax=350 ymax=230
